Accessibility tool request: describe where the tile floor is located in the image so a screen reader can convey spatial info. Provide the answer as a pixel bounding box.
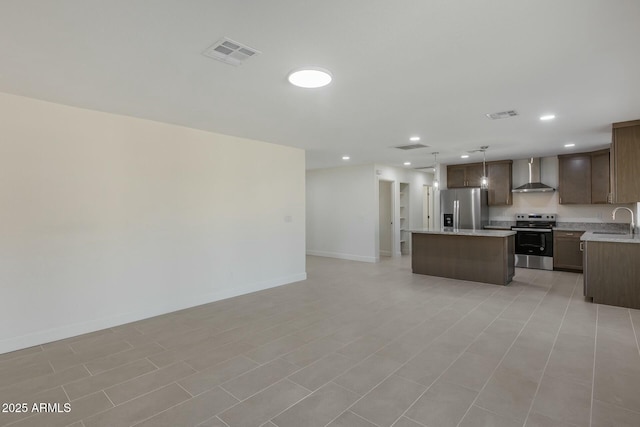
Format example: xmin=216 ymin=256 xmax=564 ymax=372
xmin=1 ymin=255 xmax=640 ymax=427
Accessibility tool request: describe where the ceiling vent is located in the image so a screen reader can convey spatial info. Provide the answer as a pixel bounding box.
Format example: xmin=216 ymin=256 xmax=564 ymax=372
xmin=414 ymin=166 xmax=435 ymax=170
xmin=202 ymin=37 xmax=260 ymax=66
xmin=394 ymin=143 xmax=428 ymax=150
xmin=486 ymin=110 xmax=518 ymax=120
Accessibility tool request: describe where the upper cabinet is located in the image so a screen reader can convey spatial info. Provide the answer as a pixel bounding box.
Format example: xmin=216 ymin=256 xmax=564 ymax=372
xmin=558 ymin=149 xmax=609 ymax=205
xmin=447 ymin=163 xmax=483 ymax=188
xmin=447 ymin=160 xmax=513 ymax=205
xmin=487 ymin=160 xmax=513 ymax=206
xmin=610 ymin=120 xmax=640 ymax=203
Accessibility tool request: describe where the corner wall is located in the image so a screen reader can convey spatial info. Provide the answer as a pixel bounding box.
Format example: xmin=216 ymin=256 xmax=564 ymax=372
xmin=306 ymin=164 xmax=377 ymax=262
xmin=0 ymin=92 xmax=306 ymax=354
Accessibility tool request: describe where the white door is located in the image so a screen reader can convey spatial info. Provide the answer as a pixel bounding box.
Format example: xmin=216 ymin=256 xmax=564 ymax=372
xmin=378 ymin=181 xmax=393 ymax=257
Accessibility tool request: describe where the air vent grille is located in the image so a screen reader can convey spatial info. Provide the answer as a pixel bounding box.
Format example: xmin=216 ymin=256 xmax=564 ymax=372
xmin=486 ymin=110 xmax=518 ymax=120
xmin=394 ymin=143 xmax=428 ymax=150
xmin=202 ymin=37 xmax=260 ymax=66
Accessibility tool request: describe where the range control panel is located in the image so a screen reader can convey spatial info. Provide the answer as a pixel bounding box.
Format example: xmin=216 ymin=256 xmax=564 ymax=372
xmin=515 ymin=213 xmax=556 ymax=222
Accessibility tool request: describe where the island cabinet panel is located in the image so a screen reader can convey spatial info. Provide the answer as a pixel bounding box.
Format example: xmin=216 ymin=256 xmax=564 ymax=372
xmin=487 ymin=160 xmax=513 ymax=206
xmin=553 ymin=230 xmax=584 ymax=272
xmin=412 ymin=233 xmax=514 ymax=285
xmin=611 ymin=120 xmax=640 ymax=203
xmin=447 ymin=163 xmax=483 ymax=188
xmin=584 ymin=240 xmax=640 ymax=309
xmin=558 ymin=149 xmax=609 ymax=205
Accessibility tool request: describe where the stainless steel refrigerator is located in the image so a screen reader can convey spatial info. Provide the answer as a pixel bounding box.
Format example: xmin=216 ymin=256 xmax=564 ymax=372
xmin=440 ymin=188 xmax=489 ymax=230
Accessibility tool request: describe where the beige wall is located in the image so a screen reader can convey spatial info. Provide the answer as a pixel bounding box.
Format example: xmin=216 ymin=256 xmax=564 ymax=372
xmin=0 ymin=92 xmax=306 ymax=354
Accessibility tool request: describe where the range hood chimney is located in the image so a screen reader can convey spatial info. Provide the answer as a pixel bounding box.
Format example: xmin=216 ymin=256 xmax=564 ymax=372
xmin=512 ymin=158 xmax=555 ymax=193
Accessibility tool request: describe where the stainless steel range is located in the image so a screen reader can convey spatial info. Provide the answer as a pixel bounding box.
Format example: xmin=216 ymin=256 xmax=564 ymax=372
xmin=512 ymin=213 xmax=557 ymax=270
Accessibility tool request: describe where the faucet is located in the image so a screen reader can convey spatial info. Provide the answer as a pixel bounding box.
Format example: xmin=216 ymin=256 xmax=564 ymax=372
xmin=612 ymin=207 xmax=635 ymax=235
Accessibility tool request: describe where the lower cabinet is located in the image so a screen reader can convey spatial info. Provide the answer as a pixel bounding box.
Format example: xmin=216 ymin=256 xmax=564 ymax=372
xmin=583 ymin=240 xmax=640 ymax=309
xmin=553 ymin=230 xmax=584 ymax=272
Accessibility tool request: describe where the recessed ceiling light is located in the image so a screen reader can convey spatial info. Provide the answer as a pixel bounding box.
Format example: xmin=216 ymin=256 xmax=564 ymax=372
xmin=409 ymin=136 xmax=420 ymax=142
xmin=540 ymin=114 xmax=556 ymax=121
xmin=564 ymin=143 xmax=575 ymax=147
xmin=342 ymin=156 xmax=350 ymax=160
xmin=288 ymin=67 xmax=332 ymax=88
xmin=404 ymin=162 xmax=411 ymax=166
xmin=461 ymin=155 xmax=470 ymax=159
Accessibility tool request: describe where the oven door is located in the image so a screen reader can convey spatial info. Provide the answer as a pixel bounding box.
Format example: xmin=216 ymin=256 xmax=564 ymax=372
xmin=513 ymin=228 xmax=553 ymax=257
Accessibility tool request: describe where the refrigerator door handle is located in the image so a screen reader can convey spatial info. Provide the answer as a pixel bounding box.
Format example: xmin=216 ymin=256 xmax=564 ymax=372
xmin=454 ymin=200 xmax=459 ymax=230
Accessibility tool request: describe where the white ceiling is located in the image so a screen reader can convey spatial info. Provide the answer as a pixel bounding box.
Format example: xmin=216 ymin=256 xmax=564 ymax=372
xmin=1 ymin=0 xmax=639 ymax=170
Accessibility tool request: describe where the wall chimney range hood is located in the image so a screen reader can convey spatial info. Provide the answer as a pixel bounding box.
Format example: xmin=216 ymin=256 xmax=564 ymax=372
xmin=512 ymin=158 xmax=555 ymax=193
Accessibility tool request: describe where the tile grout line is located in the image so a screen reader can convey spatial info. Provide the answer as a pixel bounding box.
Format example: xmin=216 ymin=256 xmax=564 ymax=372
xmin=346 ymin=409 xmax=385 ymax=427
xmin=451 ymin=277 xmax=561 ymax=427
xmin=323 ymin=284 xmax=525 ymax=427
xmin=400 ymin=414 xmax=429 ymax=427
xmin=590 ymin=304 xmax=599 ymax=427
xmin=522 ymin=277 xmax=579 ymax=426
xmin=125 ymin=382 xmax=201 ymax=427
xmin=102 ymin=389 xmax=117 ymax=408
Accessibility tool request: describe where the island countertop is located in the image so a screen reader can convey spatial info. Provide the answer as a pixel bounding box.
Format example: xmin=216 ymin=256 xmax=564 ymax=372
xmin=409 ymin=228 xmax=516 ymax=238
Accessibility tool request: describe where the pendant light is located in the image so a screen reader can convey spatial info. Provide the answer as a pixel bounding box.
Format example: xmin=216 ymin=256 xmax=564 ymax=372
xmin=480 ymin=146 xmax=489 ymax=189
xmin=432 ymin=152 xmax=440 ymax=189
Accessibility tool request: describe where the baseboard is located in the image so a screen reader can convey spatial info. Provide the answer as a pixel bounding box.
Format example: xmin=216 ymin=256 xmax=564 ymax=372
xmin=0 ymin=272 xmax=307 ymax=355
xmin=306 ymin=250 xmax=376 ymax=263
xmin=379 ymin=250 xmax=392 ymax=257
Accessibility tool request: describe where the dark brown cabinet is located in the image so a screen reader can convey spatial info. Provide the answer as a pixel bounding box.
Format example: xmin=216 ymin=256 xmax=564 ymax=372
xmin=583 ymin=240 xmax=640 ymax=309
xmin=591 ymin=150 xmax=610 ymax=204
xmin=447 ymin=160 xmax=513 ymax=205
xmin=553 ymin=230 xmax=584 ymax=272
xmin=487 ymin=160 xmax=513 ymax=206
xmin=558 ymin=149 xmax=609 ymax=204
xmin=611 ymin=120 xmax=640 ymax=203
xmin=447 ymin=163 xmax=484 ymax=188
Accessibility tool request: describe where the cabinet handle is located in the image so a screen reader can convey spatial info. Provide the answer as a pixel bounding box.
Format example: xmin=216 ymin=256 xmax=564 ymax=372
xmin=565 ymin=233 xmax=574 ymax=236
xmin=580 ymin=242 xmax=584 ymax=252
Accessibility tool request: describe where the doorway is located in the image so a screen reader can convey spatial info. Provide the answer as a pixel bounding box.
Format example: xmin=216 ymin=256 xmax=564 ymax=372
xmin=378 ymin=180 xmax=393 ymax=257
xmin=423 ymin=185 xmax=434 ymax=229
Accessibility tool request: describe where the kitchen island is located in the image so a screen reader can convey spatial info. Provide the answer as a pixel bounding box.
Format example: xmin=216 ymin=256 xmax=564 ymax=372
xmin=410 ymin=229 xmax=516 ymax=285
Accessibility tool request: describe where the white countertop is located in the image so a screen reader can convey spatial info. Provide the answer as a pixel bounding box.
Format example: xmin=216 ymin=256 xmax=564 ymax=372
xmin=409 ymin=228 xmax=516 ymax=237
xmin=581 ymin=231 xmax=640 ymax=244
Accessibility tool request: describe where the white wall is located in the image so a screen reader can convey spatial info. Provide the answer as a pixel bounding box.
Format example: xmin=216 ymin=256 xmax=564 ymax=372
xmin=305 ymin=164 xmax=432 ymax=262
xmin=487 ymin=156 xmax=635 ymax=222
xmin=306 ymin=164 xmax=377 ymax=262
xmin=0 ymin=92 xmax=306 ymax=354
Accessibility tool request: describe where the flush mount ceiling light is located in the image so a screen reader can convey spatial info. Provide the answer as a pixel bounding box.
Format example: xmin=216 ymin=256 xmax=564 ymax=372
xmin=404 ymin=162 xmax=411 ymax=166
xmin=461 ymin=154 xmax=470 ymax=159
xmin=342 ymin=156 xmax=350 ymax=160
xmin=288 ymin=67 xmax=332 ymax=88
xmin=564 ymin=143 xmax=575 ymax=147
xmin=409 ymin=136 xmax=421 ymax=142
xmin=540 ymin=114 xmax=556 ymax=121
